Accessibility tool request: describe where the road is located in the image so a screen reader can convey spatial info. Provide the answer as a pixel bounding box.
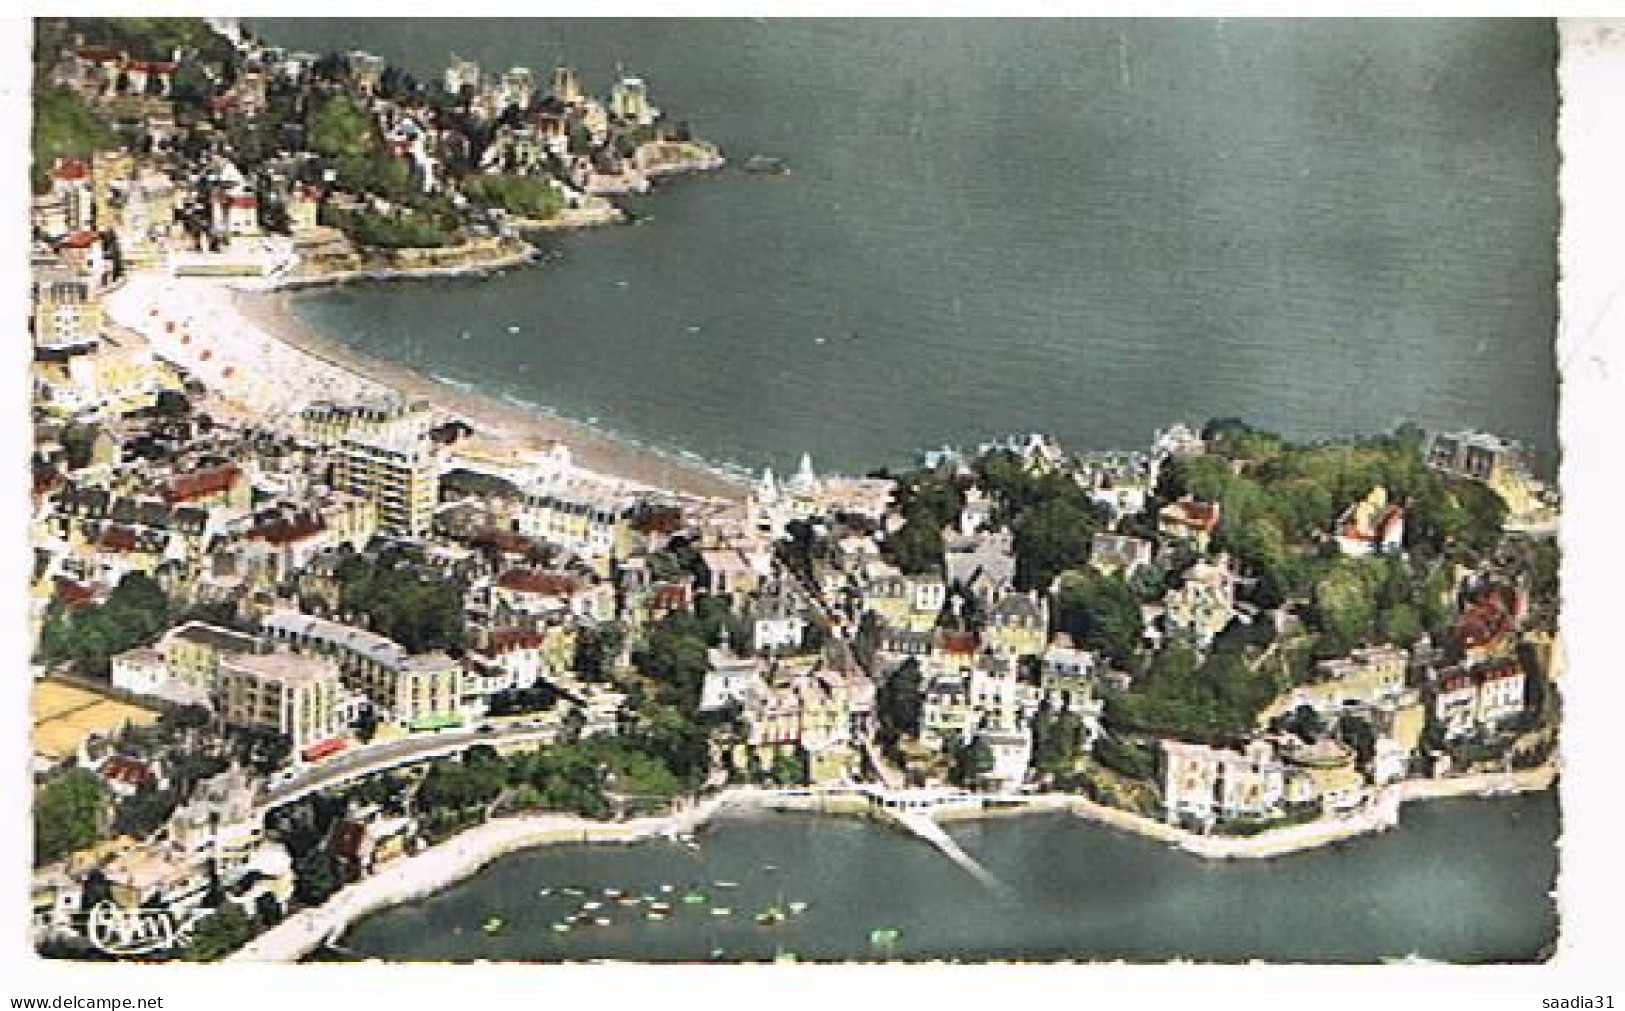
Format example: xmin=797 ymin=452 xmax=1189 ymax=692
xmin=258 ymin=723 xmax=557 ymax=812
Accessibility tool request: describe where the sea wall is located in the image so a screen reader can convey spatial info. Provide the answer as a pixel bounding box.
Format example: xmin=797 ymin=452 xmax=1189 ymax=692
xmin=1061 ymin=764 xmax=1559 ymax=861
xmin=230 ymin=791 xmax=748 ymax=963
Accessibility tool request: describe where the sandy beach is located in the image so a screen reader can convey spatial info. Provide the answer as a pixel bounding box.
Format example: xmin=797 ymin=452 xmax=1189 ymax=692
xmin=103 ymin=271 xmax=747 ymax=502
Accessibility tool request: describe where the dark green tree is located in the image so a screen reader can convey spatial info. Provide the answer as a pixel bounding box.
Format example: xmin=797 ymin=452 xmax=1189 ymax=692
xmin=34 ymin=769 xmax=108 ymax=865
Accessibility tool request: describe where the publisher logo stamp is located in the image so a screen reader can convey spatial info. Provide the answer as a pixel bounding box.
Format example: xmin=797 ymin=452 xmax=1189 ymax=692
xmin=81 ymin=901 xmax=211 ymax=957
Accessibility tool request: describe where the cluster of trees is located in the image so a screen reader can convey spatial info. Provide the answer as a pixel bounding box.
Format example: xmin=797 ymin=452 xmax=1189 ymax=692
xmin=1091 ymin=733 xmax=1157 ymax=782
xmin=882 ymin=469 xmax=964 ymax=575
xmin=461 ymin=173 xmax=565 ymax=220
xmin=34 ymin=769 xmax=108 ymax=866
xmin=43 ymin=17 xmax=236 ymax=64
xmin=1157 ymin=423 xmax=1507 ymax=613
xmin=1103 ymin=638 xmax=1288 ymax=742
xmin=874 ymin=658 xmax=923 ymax=753
xmin=182 ymin=905 xmax=259 ymax=962
xmin=943 ymin=732 xmax=995 ymax=787
xmin=320 ymin=206 xmax=456 ymax=249
xmin=975 ymin=452 xmax=1112 ymax=592
xmin=38 ymin=573 xmax=171 ymax=678
xmin=1050 ymin=568 xmax=1143 ymax=669
xmin=1306 ymin=554 xmax=1454 ymax=660
xmin=306 ymin=92 xmax=460 ymax=247
xmin=31 ymin=87 xmax=116 ymax=194
xmin=634 ymin=603 xmax=739 ymax=712
xmin=1029 ymin=701 xmax=1090 ymax=778
xmin=417 ymin=736 xmax=690 ymax=828
xmin=332 ymin=551 xmax=465 ymax=653
xmin=572 ymin=620 xmax=620 ymax=685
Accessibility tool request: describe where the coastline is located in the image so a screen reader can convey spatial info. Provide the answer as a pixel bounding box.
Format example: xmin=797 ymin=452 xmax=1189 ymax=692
xmin=104 ymin=269 xmax=748 ymax=502
xmin=230 ymin=789 xmax=757 ymax=963
xmin=235 ymin=767 xmax=1559 ymax=963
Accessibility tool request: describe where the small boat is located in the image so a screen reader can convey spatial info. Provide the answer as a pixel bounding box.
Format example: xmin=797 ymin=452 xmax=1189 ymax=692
xmin=713 ymin=881 xmax=739 ymax=889
xmin=648 ymin=902 xmax=672 ymax=914
xmin=581 ymin=901 xmax=603 ymax=911
xmin=538 ymin=887 xmax=552 ymax=897
xmin=682 ymin=891 xmax=708 ymax=905
xmin=594 ymin=917 xmax=612 ymax=927
xmin=711 ymin=907 xmax=732 ymax=917
xmin=709 ymin=948 xmax=726 ymax=960
xmin=481 ymin=917 xmax=504 ymax=934
xmin=788 ymin=902 xmax=809 ymax=915
xmin=774 ymin=949 xmax=798 ymax=964
xmin=550 ymin=922 xmax=572 ymax=934
xmin=618 ymin=897 xmax=641 ymax=907
xmin=659 ymin=885 xmax=675 ymax=894
xmin=603 ymin=888 xmax=625 ymax=898
xmin=869 ymin=927 xmax=901 ymax=946
xmin=756 ymin=908 xmax=785 ymax=926
xmin=646 ymin=912 xmax=667 ymax=922
xmin=507 ymin=325 xmax=520 ymax=334
xmin=562 ymin=887 xmax=584 ymax=897
xmin=742 ymin=154 xmax=789 ymax=175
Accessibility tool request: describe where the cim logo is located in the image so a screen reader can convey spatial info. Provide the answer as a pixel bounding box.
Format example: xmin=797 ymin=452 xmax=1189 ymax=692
xmin=83 ymin=901 xmax=211 ymax=957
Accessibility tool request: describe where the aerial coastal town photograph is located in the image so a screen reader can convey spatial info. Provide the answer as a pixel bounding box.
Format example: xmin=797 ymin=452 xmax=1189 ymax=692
xmin=17 ymin=15 xmax=1591 ymax=976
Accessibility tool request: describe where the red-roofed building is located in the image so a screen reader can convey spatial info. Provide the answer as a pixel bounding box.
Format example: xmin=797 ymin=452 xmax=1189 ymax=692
xmin=250 ymin=511 xmax=325 ymax=547
xmin=650 ymin=582 xmax=692 ymax=618
xmin=216 ymin=193 xmax=261 ymax=237
xmin=161 ymin=464 xmax=244 ymax=508
xmin=1454 ymin=583 xmax=1521 ymax=664
xmin=1159 ymin=496 xmax=1222 ymax=551
xmin=97 ymin=526 xmax=140 ymax=553
xmin=479 ymin=627 xmax=548 ymax=692
xmin=937 ymin=630 xmax=980 ymax=658
xmin=53 ymin=576 xmax=99 ymax=610
xmin=123 ymin=59 xmax=177 ymax=95
xmin=472 ymin=528 xmax=539 ymax=560
xmin=74 ymin=45 xmax=123 ymax=67
xmin=98 ymin=756 xmax=161 ymax=798
xmin=496 ymin=568 xmax=580 ymax=598
xmin=52 ymin=159 xmax=92 ymax=183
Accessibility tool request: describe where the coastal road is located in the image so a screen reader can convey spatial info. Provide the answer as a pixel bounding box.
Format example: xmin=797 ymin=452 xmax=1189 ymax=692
xmin=258 ymin=723 xmax=557 ymax=812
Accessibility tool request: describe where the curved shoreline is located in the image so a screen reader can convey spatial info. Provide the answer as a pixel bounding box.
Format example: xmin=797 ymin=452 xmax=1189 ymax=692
xmin=103 ymin=269 xmax=748 ymax=502
xmin=232 ymin=769 xmax=1556 ymax=963
xmin=229 ymin=285 xmax=749 ymax=501
xmin=230 ymin=789 xmax=757 ymax=963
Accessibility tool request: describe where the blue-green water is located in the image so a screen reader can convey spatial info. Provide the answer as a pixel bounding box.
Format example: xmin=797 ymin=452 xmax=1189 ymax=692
xmin=342 ymin=794 xmax=1558 ymax=963
xmin=252 ymin=19 xmax=1563 ymax=961
xmin=255 ymin=19 xmax=1559 ymax=476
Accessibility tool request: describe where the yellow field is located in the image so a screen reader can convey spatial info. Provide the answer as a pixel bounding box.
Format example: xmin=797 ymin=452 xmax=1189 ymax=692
xmin=32 ymin=681 xmax=160 ymax=759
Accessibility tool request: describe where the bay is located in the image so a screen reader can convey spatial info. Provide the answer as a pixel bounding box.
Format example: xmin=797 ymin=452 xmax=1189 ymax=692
xmin=252 ymin=19 xmax=1560 ymax=476
xmin=341 ymin=793 xmax=1559 ymax=963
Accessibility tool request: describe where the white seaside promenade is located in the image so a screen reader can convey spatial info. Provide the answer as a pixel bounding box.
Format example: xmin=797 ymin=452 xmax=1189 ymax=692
xmin=232 ymin=768 xmax=1554 ymax=962
xmin=230 ymin=792 xmax=745 ymax=962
